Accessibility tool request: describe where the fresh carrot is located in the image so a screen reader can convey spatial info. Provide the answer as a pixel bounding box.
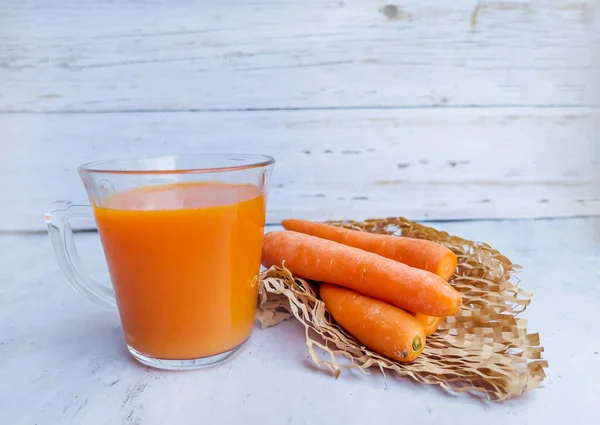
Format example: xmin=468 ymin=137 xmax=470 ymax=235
xmin=320 ymin=283 xmax=426 ymax=363
xmin=282 ymin=219 xmax=457 ymax=281
xmin=262 ymin=231 xmax=462 ymax=316
xmin=413 ymin=313 xmax=444 ymax=336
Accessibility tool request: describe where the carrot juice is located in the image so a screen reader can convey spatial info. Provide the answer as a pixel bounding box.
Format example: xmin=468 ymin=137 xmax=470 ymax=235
xmin=93 ymin=182 xmax=266 ymax=360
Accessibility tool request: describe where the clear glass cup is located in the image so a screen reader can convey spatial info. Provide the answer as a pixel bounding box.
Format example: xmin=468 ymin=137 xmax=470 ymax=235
xmin=46 ymin=154 xmax=274 ymax=370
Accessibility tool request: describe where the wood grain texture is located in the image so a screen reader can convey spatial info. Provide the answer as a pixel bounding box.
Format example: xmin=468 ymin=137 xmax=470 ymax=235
xmin=0 ymin=0 xmax=598 ymax=112
xmin=1 ymin=108 xmax=597 ymax=231
xmin=1 ymin=0 xmax=599 ymax=229
xmin=1 ymin=218 xmax=599 ymax=423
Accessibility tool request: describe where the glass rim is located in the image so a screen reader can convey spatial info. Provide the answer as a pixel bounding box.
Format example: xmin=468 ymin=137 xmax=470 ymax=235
xmin=78 ymin=154 xmax=275 ymax=175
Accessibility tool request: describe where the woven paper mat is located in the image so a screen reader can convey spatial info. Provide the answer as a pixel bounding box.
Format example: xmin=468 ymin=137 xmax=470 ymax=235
xmin=256 ymin=217 xmax=547 ymax=401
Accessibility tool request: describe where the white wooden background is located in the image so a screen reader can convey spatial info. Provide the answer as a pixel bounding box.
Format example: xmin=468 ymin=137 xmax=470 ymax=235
xmin=1 ymin=0 xmax=599 ymax=230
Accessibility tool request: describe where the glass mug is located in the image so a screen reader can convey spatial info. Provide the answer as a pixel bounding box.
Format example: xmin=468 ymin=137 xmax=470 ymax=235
xmin=46 ymin=154 xmax=274 ymax=370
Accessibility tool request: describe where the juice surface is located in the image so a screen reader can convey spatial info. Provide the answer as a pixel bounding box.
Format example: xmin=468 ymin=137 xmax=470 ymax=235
xmin=94 ymin=182 xmax=266 ymax=359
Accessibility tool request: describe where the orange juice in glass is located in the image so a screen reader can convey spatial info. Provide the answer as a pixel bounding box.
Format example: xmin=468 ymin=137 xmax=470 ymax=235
xmin=46 ymin=155 xmax=274 ymax=369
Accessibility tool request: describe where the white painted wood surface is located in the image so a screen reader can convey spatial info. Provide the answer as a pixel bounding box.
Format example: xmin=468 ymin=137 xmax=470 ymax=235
xmin=1 ymin=0 xmax=598 ymax=229
xmin=1 ymin=0 xmax=598 ymax=111
xmin=2 ymin=108 xmax=599 ymax=231
xmin=1 ymin=219 xmax=598 ymax=424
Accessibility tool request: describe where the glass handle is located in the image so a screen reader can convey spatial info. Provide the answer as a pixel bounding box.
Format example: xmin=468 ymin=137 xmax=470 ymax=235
xmin=45 ymin=201 xmax=117 ymax=309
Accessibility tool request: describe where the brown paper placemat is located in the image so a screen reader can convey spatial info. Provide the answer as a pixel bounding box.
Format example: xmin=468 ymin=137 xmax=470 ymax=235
xmin=256 ymin=217 xmax=547 ymax=401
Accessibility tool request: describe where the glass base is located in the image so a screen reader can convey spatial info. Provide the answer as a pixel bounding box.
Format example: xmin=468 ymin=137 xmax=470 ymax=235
xmin=127 ymin=339 xmax=248 ymax=370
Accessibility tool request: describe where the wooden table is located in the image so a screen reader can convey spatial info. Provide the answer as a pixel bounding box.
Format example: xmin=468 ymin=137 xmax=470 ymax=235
xmin=2 ymin=219 xmax=598 ymax=424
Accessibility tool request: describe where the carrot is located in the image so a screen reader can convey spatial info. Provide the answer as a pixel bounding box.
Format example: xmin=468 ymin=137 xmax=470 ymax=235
xmin=413 ymin=313 xmax=444 ymax=336
xmin=282 ymin=219 xmax=457 ymax=281
xmin=262 ymin=231 xmax=462 ymax=317
xmin=320 ymin=284 xmax=425 ymax=362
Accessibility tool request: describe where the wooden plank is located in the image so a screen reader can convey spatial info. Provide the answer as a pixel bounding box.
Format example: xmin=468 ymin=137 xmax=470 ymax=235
xmin=1 ymin=107 xmax=597 ymax=231
xmin=0 ymin=0 xmax=597 ymax=112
